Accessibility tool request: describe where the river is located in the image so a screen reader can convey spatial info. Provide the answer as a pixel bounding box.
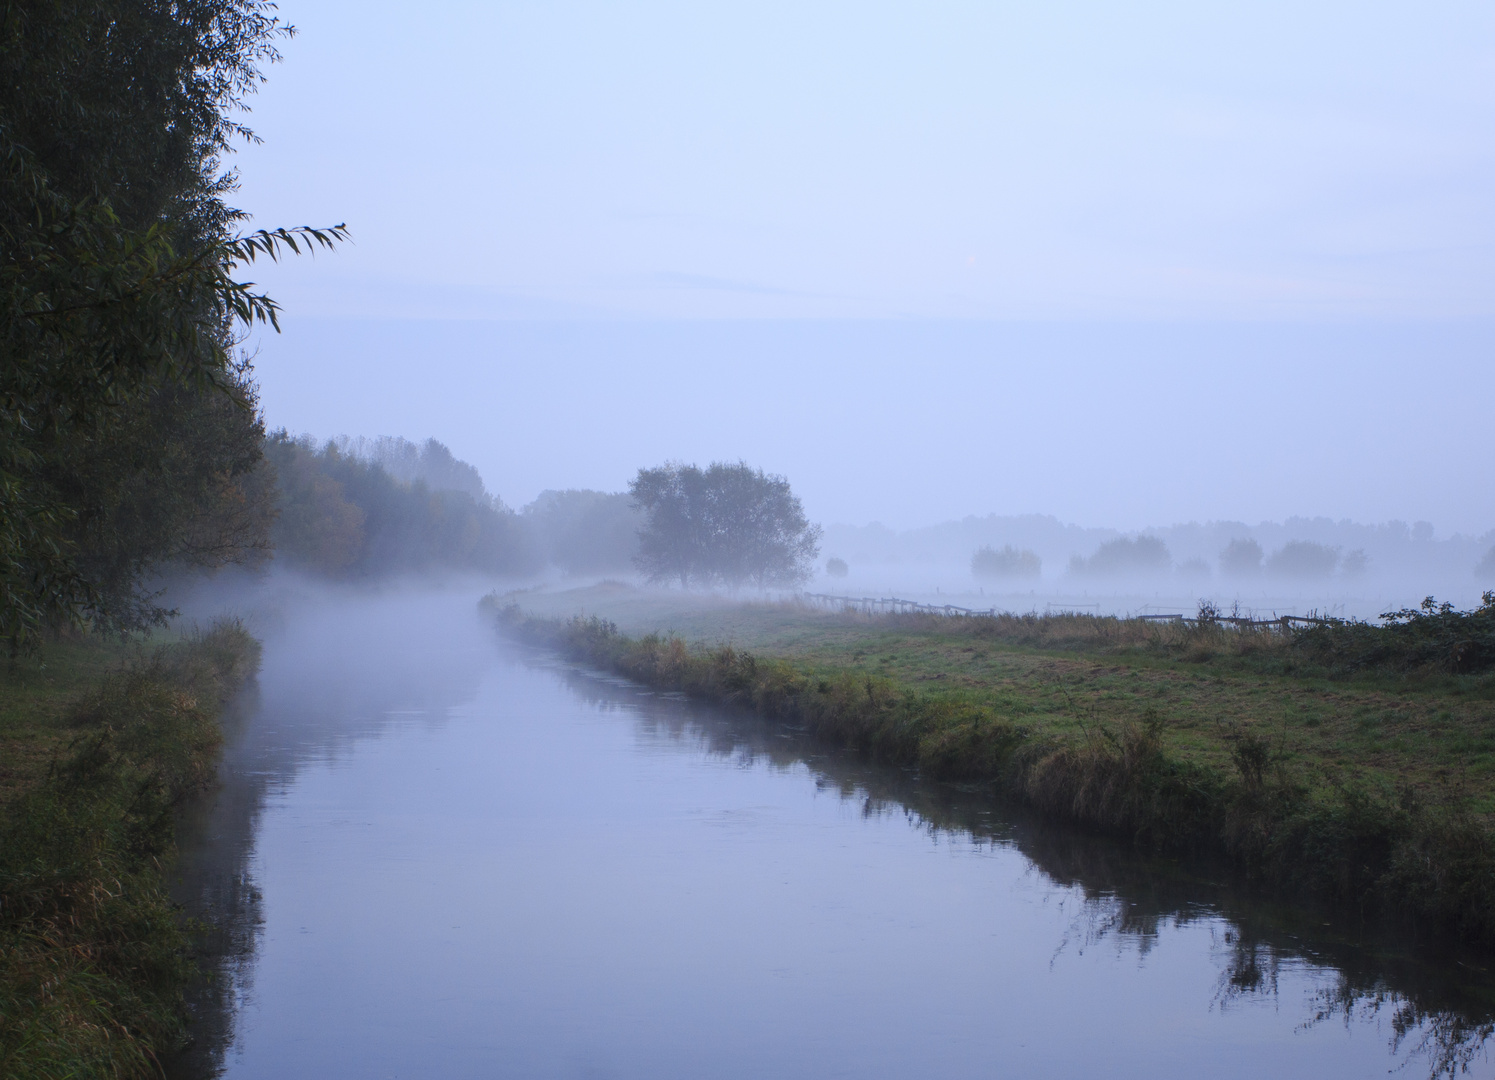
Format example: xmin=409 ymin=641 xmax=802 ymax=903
xmin=166 ymin=586 xmax=1495 ymax=1079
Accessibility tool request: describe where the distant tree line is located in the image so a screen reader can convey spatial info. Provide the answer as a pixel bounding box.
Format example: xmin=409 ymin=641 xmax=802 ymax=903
xmin=1216 ymin=537 xmax=1368 ymax=581
xmin=258 ymin=449 xmax=820 ymax=589
xmin=265 ymin=435 xmax=652 ymax=579
xmin=264 ymin=434 xmax=536 ymax=577
xmin=523 ymin=489 xmax=641 ymax=576
xmin=1055 ymin=535 xmax=1372 ymax=582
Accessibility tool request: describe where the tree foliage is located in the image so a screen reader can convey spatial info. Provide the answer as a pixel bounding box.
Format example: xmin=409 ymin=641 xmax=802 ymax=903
xmin=1265 ymin=540 xmax=1339 ymax=579
xmin=1294 ymin=593 xmax=1495 ymax=675
xmin=1219 ymin=537 xmax=1264 ymax=578
xmin=263 ymin=434 xmax=539 ymax=578
xmin=523 ymin=489 xmax=642 ymax=576
xmin=1068 ymin=536 xmax=1171 ymax=578
xmin=629 ymin=461 xmax=820 ymax=589
xmin=0 ymin=0 xmax=344 ymax=650
xmin=971 ymin=544 xmax=1041 ymax=581
xmin=333 ymin=436 xmax=489 ymax=502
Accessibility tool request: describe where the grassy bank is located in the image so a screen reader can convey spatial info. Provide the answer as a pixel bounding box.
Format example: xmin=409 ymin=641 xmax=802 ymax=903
xmin=488 ymin=590 xmax=1495 ymax=947
xmin=0 ymin=621 xmax=259 ymax=1079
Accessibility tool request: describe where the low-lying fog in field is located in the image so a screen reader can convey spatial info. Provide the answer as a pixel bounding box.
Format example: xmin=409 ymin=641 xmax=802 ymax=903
xmin=161 ymin=435 xmax=1494 ymax=627
xmin=812 ymin=515 xmax=1494 ymax=620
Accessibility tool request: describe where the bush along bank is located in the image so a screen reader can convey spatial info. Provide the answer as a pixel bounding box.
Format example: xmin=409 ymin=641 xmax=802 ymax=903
xmin=0 ymin=621 xmax=259 ymax=1079
xmin=490 ymin=602 xmax=1495 ymax=949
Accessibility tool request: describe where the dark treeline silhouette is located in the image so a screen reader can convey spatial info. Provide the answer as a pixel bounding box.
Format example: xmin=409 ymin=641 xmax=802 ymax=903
xmin=261 ymin=435 xmax=657 ymax=580
xmin=0 ymin=0 xmax=344 ymax=651
xmin=334 ymin=435 xmax=489 ymax=501
xmin=263 ymin=433 xmax=537 ymax=577
xmin=1050 ymin=533 xmax=1366 ymax=584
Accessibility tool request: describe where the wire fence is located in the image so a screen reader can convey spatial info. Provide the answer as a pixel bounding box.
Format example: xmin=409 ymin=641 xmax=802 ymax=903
xmin=797 ymin=592 xmax=1338 ymax=627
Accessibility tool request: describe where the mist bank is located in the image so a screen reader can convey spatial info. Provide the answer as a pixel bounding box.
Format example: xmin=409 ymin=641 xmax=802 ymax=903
xmin=249 ymin=319 xmax=1495 ymax=537
xmin=242 ymin=433 xmax=1493 ymax=625
xmin=819 ymin=514 xmax=1495 ymax=620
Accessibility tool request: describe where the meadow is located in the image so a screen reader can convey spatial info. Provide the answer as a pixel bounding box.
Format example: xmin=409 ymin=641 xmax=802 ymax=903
xmin=493 ymin=584 xmax=1495 ymax=946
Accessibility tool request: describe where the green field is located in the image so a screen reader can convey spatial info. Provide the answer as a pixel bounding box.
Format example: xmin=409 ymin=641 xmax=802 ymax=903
xmin=498 ymin=582 xmax=1495 ymax=945
xmin=510 ymin=582 xmax=1495 ymax=816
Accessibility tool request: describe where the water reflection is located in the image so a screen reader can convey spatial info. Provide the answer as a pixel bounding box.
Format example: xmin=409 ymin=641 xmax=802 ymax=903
xmin=167 ymin=587 xmax=494 ymax=1078
xmin=552 ymin=658 xmax=1495 ymax=1080
xmin=167 ymin=592 xmax=1495 ymax=1079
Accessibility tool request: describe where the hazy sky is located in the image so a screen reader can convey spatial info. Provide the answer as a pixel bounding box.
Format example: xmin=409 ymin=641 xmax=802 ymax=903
xmin=235 ymin=1 xmax=1494 ymax=532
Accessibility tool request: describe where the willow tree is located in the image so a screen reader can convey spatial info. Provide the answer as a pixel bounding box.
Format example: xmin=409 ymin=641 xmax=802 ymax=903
xmin=0 ymin=0 xmax=345 ymax=650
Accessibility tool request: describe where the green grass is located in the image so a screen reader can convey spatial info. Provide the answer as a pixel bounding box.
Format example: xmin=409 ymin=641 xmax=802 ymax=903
xmin=0 ymin=621 xmax=259 ymax=1079
xmin=0 ymin=633 xmax=139 ymax=807
xmin=492 ymin=584 xmax=1495 ymax=945
xmin=513 ymin=584 xmax=1495 ymax=815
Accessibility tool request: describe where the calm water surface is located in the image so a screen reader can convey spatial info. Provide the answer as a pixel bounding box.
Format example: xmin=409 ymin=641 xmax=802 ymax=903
xmin=169 ymin=588 xmax=1495 ymax=1079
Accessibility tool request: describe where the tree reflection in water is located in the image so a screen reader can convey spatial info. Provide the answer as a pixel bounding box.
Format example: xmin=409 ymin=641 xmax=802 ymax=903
xmin=168 ymin=644 xmax=1495 ymax=1080
xmin=557 ymin=661 xmax=1495 ymax=1080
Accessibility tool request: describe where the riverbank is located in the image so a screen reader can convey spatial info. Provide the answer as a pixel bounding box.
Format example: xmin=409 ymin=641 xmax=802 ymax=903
xmin=0 ymin=621 xmax=259 ymax=1079
xmin=488 ymin=586 xmax=1495 ymax=947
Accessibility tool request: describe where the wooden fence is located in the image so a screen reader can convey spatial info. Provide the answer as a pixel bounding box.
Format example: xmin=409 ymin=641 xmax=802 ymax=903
xmin=797 ymin=593 xmax=1337 ymax=628
xmin=798 ymin=593 xmax=997 ymax=618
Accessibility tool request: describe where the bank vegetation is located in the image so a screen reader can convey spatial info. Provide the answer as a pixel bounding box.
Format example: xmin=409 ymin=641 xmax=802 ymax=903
xmin=0 ymin=622 xmax=259 ymax=1078
xmin=489 ymin=594 xmax=1495 ymax=948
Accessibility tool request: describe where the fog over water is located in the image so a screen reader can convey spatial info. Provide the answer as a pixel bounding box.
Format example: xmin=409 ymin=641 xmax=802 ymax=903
xmin=166 ymin=583 xmax=1495 ymax=1079
xmin=15 ymin=0 xmax=1495 ymax=1075
xmin=162 ymin=3 xmax=1494 ymax=1073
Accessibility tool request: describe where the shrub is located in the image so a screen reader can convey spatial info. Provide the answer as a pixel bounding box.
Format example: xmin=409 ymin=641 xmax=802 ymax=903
xmin=971 ymin=545 xmax=1041 ymax=581
xmin=825 ymin=557 xmax=849 ymax=578
xmin=1177 ymin=557 xmax=1211 ymax=582
xmin=1220 ymin=538 xmax=1263 ymax=578
xmin=1070 ymin=536 xmax=1170 ymax=578
xmin=1266 ymin=540 xmax=1338 ymax=579
xmin=1293 ymin=593 xmax=1495 ymax=675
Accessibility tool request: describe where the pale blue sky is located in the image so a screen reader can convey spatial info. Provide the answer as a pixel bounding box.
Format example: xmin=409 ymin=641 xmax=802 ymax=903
xmin=235 ymin=2 xmax=1495 ymax=532
xmin=240 ymin=0 xmax=1494 ymax=320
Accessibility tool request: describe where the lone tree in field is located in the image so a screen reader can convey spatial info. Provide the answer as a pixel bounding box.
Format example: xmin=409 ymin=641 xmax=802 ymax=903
xmin=629 ymin=462 xmax=821 ymax=589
